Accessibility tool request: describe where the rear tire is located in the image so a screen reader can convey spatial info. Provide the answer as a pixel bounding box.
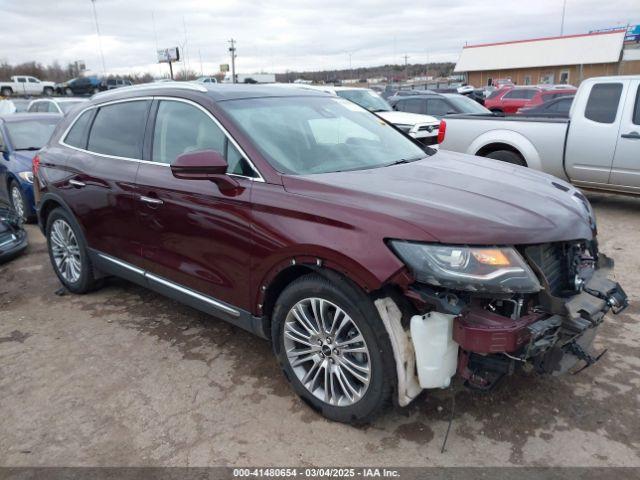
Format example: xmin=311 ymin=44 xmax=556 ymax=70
xmin=485 ymin=149 xmax=526 ymax=167
xmin=272 ymin=273 xmax=395 ymax=424
xmin=43 ymin=87 xmax=53 ymax=96
xmin=45 ymin=208 xmax=100 ymax=293
xmin=65 ymin=88 xmax=73 ymax=96
xmin=1 ymin=87 xmax=12 ymax=97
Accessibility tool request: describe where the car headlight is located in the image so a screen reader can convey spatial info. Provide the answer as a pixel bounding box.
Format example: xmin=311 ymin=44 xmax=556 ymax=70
xmin=17 ymin=171 xmax=33 ymax=183
xmin=388 ymin=241 xmax=541 ymax=293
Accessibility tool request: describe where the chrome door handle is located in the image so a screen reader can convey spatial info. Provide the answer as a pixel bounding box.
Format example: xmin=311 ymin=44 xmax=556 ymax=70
xmin=621 ymin=131 xmax=640 ymax=139
xmin=139 ymin=195 xmax=163 ymax=206
xmin=69 ymin=179 xmax=86 ymax=187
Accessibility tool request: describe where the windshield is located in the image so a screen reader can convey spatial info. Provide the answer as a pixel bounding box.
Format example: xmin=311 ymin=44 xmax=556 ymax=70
xmin=6 ymin=119 xmax=59 ymax=150
xmin=59 ymin=101 xmax=86 ymax=113
xmin=335 ymin=90 xmax=391 ymax=112
xmin=444 ymin=94 xmax=491 ymax=114
xmin=220 ymin=96 xmax=427 ymax=175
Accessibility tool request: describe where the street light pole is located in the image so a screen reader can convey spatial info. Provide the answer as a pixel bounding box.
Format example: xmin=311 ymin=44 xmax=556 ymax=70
xmin=560 ymin=0 xmax=567 ymax=36
xmin=228 ymin=39 xmax=237 ymax=83
xmin=90 ymin=0 xmax=107 ymax=74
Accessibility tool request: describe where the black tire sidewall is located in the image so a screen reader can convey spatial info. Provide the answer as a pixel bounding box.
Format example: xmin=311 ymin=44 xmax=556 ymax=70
xmin=486 ymin=149 xmax=526 ymax=166
xmin=45 ymin=208 xmax=95 ymax=293
xmin=9 ymin=181 xmax=26 ymax=221
xmin=272 ymin=273 xmax=395 ymax=424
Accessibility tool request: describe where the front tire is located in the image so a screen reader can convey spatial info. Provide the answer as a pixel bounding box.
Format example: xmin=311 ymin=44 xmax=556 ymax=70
xmin=45 ymin=208 xmax=99 ymax=293
xmin=9 ymin=180 xmax=28 ymax=222
xmin=272 ymin=273 xmax=395 ymax=424
xmin=43 ymin=87 xmax=53 ymax=96
xmin=65 ymin=88 xmax=73 ymax=96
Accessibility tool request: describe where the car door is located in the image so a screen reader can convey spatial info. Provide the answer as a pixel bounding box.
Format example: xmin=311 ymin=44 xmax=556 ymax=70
xmin=565 ymin=81 xmax=626 ymax=185
xmin=609 ymin=80 xmax=640 ymax=188
xmin=134 ymin=98 xmax=257 ymax=311
xmin=61 ymin=99 xmax=150 ymax=267
xmin=0 ymin=127 xmax=9 ymax=201
xmin=14 ymin=77 xmax=27 ymax=95
xmin=26 ymin=77 xmax=40 ymax=95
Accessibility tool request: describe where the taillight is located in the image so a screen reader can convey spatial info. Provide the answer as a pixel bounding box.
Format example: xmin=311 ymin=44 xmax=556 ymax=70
xmin=437 ymin=120 xmax=446 ymax=144
xmin=32 ymin=154 xmax=40 ymax=176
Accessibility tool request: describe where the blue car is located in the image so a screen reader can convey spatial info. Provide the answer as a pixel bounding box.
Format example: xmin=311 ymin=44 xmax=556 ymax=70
xmin=0 ymin=113 xmax=61 ymax=221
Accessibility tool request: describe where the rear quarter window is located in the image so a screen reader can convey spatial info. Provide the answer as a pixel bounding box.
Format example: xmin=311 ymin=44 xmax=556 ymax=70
xmin=584 ymin=83 xmax=622 ymax=124
xmin=64 ymin=110 xmax=94 ymax=149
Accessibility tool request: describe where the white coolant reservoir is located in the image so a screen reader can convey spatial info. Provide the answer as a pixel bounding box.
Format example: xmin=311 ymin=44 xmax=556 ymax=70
xmin=410 ymin=312 xmax=459 ymax=389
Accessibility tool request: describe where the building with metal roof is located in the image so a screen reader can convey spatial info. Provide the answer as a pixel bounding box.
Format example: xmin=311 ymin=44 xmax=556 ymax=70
xmin=454 ymin=29 xmax=640 ymax=87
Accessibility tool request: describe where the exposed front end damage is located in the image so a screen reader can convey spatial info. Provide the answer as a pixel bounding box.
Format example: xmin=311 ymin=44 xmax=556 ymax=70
xmin=381 ymin=240 xmax=628 ymax=404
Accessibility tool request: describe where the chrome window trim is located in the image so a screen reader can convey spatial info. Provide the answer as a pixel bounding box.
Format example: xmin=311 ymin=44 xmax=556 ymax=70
xmin=58 ymin=96 xmax=264 ymax=182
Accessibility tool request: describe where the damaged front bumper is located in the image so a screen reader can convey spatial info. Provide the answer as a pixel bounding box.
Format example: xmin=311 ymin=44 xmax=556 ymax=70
xmin=450 ymin=254 xmax=626 ymax=390
xmin=386 ymin=253 xmax=628 ymax=402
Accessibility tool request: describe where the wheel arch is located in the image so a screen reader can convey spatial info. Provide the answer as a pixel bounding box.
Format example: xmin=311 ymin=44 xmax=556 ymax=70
xmin=467 ymin=130 xmax=542 ymax=170
xmin=37 ymin=192 xmax=77 ymax=235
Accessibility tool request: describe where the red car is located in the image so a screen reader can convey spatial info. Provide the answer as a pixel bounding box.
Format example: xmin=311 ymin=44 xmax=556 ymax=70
xmin=34 ymin=83 xmax=626 ymax=423
xmin=484 ymin=86 xmax=577 ymax=114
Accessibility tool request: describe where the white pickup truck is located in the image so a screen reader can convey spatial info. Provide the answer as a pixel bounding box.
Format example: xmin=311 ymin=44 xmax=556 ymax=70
xmin=0 ymin=76 xmax=56 ymax=97
xmin=439 ymin=75 xmax=640 ymax=195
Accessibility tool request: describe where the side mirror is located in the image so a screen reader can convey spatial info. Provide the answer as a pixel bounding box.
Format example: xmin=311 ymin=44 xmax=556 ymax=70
xmin=171 ymin=150 xmax=240 ymax=192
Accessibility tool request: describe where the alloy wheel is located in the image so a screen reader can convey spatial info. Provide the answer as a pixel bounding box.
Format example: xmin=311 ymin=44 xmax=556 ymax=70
xmin=10 ymin=185 xmax=25 ymax=221
xmin=50 ymin=219 xmax=82 ymax=283
xmin=283 ymin=297 xmax=371 ymax=406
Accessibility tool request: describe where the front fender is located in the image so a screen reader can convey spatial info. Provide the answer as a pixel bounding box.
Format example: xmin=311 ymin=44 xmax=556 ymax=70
xmin=467 ymin=129 xmax=543 ymax=171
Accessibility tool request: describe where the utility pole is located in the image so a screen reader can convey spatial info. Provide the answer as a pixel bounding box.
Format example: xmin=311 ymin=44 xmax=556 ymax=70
xmin=403 ymin=54 xmax=410 ymax=82
xmin=228 ymin=39 xmax=237 ymax=83
xmin=90 ymin=0 xmax=106 ymax=74
xmin=560 ymin=0 xmax=567 ymax=35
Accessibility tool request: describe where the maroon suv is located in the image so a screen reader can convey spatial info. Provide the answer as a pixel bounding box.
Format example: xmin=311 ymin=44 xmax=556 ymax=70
xmin=34 ymin=83 xmax=627 ymax=423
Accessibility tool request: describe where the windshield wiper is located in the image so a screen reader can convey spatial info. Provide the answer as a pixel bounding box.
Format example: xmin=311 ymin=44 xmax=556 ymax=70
xmin=16 ymin=147 xmax=41 ymax=151
xmin=384 ymin=157 xmax=424 ymax=167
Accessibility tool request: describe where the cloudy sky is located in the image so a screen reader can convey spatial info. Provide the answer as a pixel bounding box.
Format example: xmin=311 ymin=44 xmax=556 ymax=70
xmin=1 ymin=0 xmax=638 ymax=76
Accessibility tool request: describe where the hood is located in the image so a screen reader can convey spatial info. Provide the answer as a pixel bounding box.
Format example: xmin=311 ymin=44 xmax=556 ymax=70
xmin=377 ymin=111 xmax=439 ymax=126
xmin=283 ymin=151 xmax=595 ymax=245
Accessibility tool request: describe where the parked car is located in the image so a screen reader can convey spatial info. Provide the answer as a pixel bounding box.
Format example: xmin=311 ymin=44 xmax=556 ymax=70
xmin=55 ymin=76 xmax=102 ymax=96
xmin=0 ymin=207 xmax=27 ymax=263
xmin=515 ymin=95 xmax=574 ymax=117
xmin=34 ymin=83 xmax=627 ymax=423
xmin=0 ymin=113 xmax=61 ymax=221
xmin=0 ymin=76 xmax=55 ymax=97
xmin=484 ymin=86 xmax=577 ymax=115
xmin=100 ymin=78 xmax=133 ymax=91
xmin=7 ymin=99 xmax=32 ymax=113
xmin=293 ymin=85 xmax=441 ymax=145
xmin=27 ymin=98 xmax=89 ymax=115
xmin=439 ymin=75 xmax=640 ymax=195
xmin=194 ymin=76 xmax=218 ymax=84
xmin=390 ymin=92 xmax=491 ymax=119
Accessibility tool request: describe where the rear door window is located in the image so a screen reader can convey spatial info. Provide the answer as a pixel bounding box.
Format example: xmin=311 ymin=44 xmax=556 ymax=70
xmin=503 ymin=89 xmax=538 ymax=100
xmin=584 ymin=83 xmax=622 ymax=124
xmin=87 ymin=100 xmax=150 ymax=158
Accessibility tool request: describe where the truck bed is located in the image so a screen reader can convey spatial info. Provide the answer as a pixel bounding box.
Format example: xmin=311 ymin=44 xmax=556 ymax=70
xmin=439 ymin=114 xmax=570 ymax=181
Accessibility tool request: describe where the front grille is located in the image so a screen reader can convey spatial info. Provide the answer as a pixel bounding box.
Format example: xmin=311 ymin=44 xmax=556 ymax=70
xmin=525 ymin=243 xmax=572 ymax=295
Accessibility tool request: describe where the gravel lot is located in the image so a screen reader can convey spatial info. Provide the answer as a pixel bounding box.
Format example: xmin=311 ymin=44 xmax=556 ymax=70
xmin=0 ymin=192 xmax=639 ymax=467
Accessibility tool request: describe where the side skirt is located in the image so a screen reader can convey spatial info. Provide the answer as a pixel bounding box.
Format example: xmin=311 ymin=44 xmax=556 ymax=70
xmin=90 ymin=250 xmax=267 ymax=339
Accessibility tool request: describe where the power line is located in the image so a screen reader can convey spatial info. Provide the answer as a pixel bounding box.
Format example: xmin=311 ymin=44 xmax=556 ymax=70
xmin=90 ymin=0 xmax=106 ymax=74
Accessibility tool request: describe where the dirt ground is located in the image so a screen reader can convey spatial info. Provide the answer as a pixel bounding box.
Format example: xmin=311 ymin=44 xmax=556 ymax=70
xmin=0 ymin=192 xmax=639 ymax=467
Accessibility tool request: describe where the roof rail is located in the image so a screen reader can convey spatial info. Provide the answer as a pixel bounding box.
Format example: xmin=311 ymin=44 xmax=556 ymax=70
xmin=91 ymin=81 xmax=207 ymax=100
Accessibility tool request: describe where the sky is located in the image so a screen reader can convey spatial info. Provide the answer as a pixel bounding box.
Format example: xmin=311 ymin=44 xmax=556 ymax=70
xmin=1 ymin=0 xmax=638 ymax=77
